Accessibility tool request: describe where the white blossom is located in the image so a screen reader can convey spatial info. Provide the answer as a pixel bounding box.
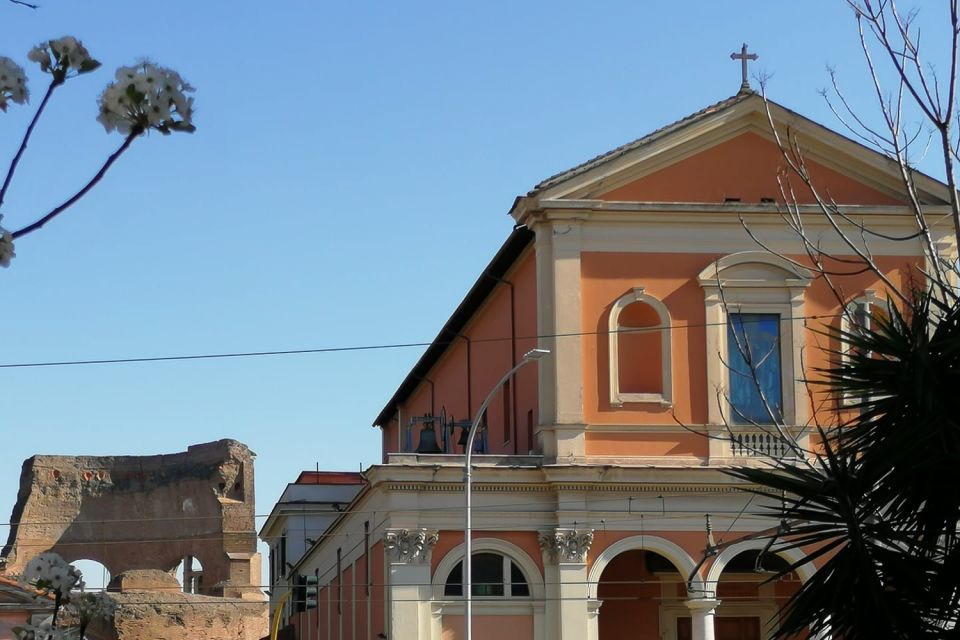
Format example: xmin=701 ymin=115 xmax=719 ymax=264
xmin=97 ymin=61 xmax=195 ymax=136
xmin=11 ymin=623 xmax=71 ymax=640
xmin=0 ymin=56 xmax=28 ymax=112
xmin=0 ymin=221 xmax=15 ymax=268
xmin=29 ymin=36 xmax=100 ymax=78
xmin=20 ymin=553 xmax=81 ymax=594
xmin=71 ymin=591 xmax=116 ymax=624
xmin=27 ymin=46 xmax=51 ymax=72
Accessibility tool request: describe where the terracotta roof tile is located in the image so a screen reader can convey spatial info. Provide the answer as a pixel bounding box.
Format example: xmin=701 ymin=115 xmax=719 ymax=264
xmin=0 ymin=573 xmax=54 ymax=600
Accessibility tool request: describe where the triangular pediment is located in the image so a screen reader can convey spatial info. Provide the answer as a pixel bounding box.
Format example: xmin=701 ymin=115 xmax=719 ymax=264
xmin=526 ymin=92 xmax=950 ymax=207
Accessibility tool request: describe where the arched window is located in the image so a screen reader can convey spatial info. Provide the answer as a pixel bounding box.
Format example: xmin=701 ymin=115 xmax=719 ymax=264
xmin=608 ymin=287 xmax=672 ymax=407
xmin=840 ymin=291 xmax=891 ymax=406
xmin=174 ymin=555 xmax=204 ymax=594
xmin=443 ymin=552 xmax=531 ymax=598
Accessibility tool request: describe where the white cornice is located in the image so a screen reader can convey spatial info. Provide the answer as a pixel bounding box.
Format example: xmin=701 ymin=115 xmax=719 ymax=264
xmin=513 ymin=96 xmax=952 ymax=219
xmin=535 ymin=199 xmax=954 ymax=218
xmin=538 ymin=99 xmax=759 ymax=201
xmin=517 ymin=201 xmax=956 ymax=256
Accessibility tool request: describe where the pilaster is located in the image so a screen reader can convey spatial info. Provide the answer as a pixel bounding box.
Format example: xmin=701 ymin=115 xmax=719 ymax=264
xmin=539 ymin=528 xmax=594 ymax=640
xmin=533 ymin=220 xmax=585 ymax=461
xmin=383 ymin=528 xmax=438 ymax=640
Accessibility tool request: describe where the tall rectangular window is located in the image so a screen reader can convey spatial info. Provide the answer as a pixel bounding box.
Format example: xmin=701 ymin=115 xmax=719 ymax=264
xmin=727 ymin=313 xmax=782 ymax=424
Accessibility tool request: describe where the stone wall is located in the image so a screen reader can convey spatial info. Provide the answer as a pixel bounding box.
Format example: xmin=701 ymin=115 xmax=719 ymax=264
xmin=2 ymin=439 xmax=261 ymax=600
xmin=85 ymin=571 xmax=267 ymax=640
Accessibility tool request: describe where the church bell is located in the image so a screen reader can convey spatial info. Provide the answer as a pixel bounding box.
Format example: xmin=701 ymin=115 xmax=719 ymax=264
xmin=415 ymin=423 xmax=443 ymax=454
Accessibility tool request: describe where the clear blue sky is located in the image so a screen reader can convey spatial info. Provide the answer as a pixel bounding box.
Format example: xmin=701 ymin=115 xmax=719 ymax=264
xmin=1 ymin=1 xmax=951 ymax=588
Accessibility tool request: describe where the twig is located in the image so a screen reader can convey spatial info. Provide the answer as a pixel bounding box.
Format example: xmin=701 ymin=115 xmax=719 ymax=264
xmin=0 ymin=79 xmax=60 ymax=209
xmin=12 ymin=130 xmax=140 ymax=239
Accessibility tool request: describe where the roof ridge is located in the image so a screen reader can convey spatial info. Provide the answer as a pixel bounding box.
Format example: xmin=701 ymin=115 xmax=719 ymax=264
xmin=533 ymin=91 xmax=756 ymax=192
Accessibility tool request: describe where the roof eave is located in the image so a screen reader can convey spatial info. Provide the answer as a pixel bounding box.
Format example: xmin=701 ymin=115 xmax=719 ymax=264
xmin=372 ymin=225 xmax=535 ymax=428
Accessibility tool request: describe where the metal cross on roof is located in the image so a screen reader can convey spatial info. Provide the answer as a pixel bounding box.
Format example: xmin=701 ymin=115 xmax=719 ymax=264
xmin=730 ymin=43 xmax=758 ymax=92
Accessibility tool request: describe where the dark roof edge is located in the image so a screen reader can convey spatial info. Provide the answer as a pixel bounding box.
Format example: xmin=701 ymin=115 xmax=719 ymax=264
xmin=372 ymin=226 xmax=535 ymax=427
xmin=531 ymin=91 xmax=752 ymax=193
xmin=526 ymin=90 xmax=951 ymax=203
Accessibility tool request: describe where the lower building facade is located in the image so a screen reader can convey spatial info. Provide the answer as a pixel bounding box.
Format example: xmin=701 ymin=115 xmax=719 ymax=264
xmin=277 ymin=457 xmax=810 ymax=640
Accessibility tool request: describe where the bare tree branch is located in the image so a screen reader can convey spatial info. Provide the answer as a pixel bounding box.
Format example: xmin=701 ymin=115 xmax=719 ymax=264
xmin=12 ymin=130 xmax=140 ymax=240
xmin=0 ymin=79 xmax=61 ymax=209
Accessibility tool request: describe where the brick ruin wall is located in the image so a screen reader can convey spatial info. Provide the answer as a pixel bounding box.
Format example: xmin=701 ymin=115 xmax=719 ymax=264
xmin=1 ymin=439 xmax=267 ymax=640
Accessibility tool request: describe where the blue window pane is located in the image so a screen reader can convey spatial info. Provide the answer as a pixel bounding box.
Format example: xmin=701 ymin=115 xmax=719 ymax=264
xmin=727 ymin=313 xmax=782 ymax=424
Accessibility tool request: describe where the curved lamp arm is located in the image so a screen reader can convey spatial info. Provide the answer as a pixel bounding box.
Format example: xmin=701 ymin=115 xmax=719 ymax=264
xmin=464 ymin=348 xmax=549 ymax=640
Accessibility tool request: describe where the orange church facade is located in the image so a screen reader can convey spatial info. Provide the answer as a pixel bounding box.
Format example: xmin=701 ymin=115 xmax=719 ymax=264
xmin=265 ymin=88 xmax=955 ymax=640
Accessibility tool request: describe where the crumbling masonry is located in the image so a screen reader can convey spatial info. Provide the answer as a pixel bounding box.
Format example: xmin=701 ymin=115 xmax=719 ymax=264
xmin=1 ymin=439 xmax=267 ymax=640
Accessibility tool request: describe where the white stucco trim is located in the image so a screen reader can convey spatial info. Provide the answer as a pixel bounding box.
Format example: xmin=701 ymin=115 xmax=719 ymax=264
xmin=698 ymin=252 xmax=813 ymax=457
xmin=839 ymin=290 xmax=887 ymax=407
xmin=697 ymin=251 xmax=813 ymax=285
xmin=587 ymin=534 xmax=705 ymax=598
xmin=705 ymin=539 xmax=817 ymax=590
xmin=608 ymin=286 xmax=673 ymax=407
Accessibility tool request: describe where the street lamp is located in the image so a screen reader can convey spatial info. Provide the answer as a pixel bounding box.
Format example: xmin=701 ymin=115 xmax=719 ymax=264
xmin=463 ymin=347 xmax=549 ymax=640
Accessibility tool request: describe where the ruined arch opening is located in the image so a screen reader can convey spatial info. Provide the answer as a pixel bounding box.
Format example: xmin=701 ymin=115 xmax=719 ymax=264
xmin=174 ymin=555 xmax=205 ymax=594
xmin=72 ymin=558 xmax=111 ymax=591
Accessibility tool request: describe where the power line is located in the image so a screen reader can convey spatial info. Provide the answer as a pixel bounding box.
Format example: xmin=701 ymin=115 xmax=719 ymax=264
xmin=0 ymin=492 xmax=774 ymax=528
xmin=20 ymin=591 xmax=801 ymax=606
xmin=0 ymin=312 xmax=846 ymax=370
xmin=3 ymin=513 xmax=780 ymax=548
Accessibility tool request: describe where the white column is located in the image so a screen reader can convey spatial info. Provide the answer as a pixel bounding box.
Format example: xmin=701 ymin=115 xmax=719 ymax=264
xmin=383 ymin=529 xmax=438 ymax=640
xmin=539 ymin=528 xmax=594 ymax=640
xmin=685 ymin=598 xmax=720 ymax=640
xmin=586 ymin=599 xmax=602 ymax=640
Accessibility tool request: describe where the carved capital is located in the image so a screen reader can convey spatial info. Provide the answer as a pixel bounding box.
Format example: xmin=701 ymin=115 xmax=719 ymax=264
xmin=538 ymin=528 xmax=594 ymax=564
xmin=383 ymin=528 xmax=439 ymax=564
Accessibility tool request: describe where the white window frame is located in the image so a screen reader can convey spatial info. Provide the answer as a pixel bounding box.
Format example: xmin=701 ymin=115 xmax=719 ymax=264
xmin=430 ymin=539 xmax=546 ymax=638
xmin=840 ymin=290 xmax=889 ymax=407
xmin=698 ymin=252 xmax=812 ymax=431
xmin=438 ymin=552 xmax=531 ymax=600
xmin=842 ymin=290 xmax=885 ymax=345
xmin=608 ymin=286 xmax=673 ymax=407
xmin=724 ymin=306 xmax=791 ymax=425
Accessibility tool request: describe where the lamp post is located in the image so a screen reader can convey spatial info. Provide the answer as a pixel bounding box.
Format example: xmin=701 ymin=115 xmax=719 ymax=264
xmin=463 ymin=348 xmax=549 ymax=640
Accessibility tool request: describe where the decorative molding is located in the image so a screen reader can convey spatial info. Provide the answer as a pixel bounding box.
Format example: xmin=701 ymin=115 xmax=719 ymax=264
xmin=538 ymin=528 xmax=594 ymax=564
xmin=588 ymin=534 xmax=705 ymax=599
xmin=684 ymin=597 xmax=721 ymax=612
xmin=383 ymin=481 xmax=765 ymax=494
xmin=705 ymin=539 xmax=817 ymax=589
xmin=608 ymin=286 xmax=673 ymax=407
xmin=697 ymin=251 xmax=813 ymax=286
xmin=698 ymin=252 xmax=812 ymax=433
xmin=383 ymin=528 xmax=438 ymax=564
